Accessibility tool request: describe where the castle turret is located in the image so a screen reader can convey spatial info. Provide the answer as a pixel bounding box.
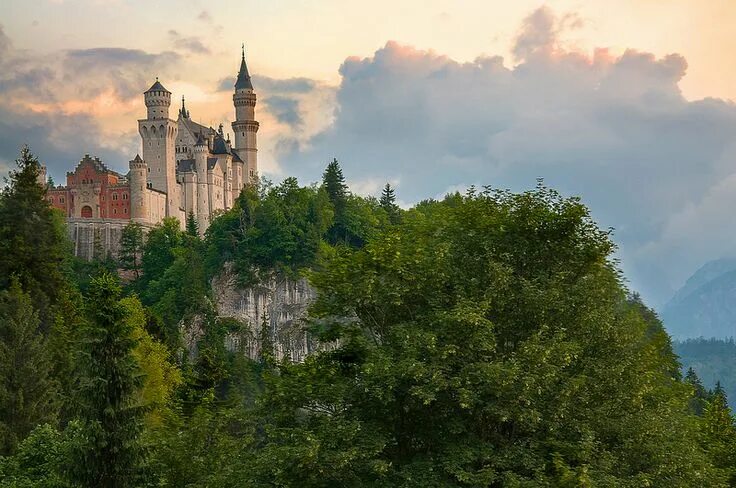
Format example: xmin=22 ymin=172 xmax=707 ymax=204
xmin=129 ymin=154 xmax=148 ymax=223
xmin=138 ymin=79 xmax=179 ymax=217
xmin=231 ymin=45 xmax=259 ymax=184
xmin=37 ymin=164 xmax=47 ymax=188
xmin=194 ymin=134 xmax=210 ymax=232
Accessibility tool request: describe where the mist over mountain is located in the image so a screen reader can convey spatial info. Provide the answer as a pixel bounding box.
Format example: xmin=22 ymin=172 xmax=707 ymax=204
xmin=662 ymin=258 xmax=736 ymax=338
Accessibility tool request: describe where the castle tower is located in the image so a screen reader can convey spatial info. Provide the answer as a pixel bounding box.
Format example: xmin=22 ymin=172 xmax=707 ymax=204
xmin=231 ymin=45 xmax=259 ymax=183
xmin=129 ymin=154 xmax=148 ymax=223
xmin=138 ymin=79 xmax=179 ymax=218
xmin=194 ymin=134 xmax=210 ymax=233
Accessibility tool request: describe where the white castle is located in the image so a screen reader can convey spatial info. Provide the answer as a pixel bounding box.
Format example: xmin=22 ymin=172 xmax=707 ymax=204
xmin=46 ymin=48 xmax=259 ymax=257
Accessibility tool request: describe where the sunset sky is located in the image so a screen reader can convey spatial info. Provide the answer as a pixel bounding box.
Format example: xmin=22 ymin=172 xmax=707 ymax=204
xmin=3 ymin=0 xmax=736 ymax=307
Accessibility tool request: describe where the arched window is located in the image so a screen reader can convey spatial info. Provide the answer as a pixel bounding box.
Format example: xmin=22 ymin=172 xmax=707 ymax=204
xmin=81 ymin=206 xmax=93 ymax=218
xmin=112 ymin=193 xmax=118 ymax=201
xmin=122 ymin=193 xmax=128 ymax=200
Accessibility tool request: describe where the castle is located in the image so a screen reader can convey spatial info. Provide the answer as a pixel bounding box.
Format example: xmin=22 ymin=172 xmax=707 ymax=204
xmin=44 ymin=48 xmax=259 ymax=259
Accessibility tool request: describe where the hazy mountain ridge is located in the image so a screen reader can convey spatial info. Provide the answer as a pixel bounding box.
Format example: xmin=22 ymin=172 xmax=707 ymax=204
xmin=662 ymin=258 xmax=736 ymax=338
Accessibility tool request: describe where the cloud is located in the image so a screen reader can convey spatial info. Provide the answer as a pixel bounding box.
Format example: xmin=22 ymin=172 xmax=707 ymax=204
xmin=197 ymin=10 xmax=212 ymax=23
xmin=64 ymin=47 xmax=181 ymax=98
xmin=0 ymin=24 xmax=180 ymax=181
xmin=168 ymin=30 xmax=211 ymax=55
xmin=274 ymin=7 xmax=736 ymax=306
xmin=263 ymin=95 xmax=302 ymax=127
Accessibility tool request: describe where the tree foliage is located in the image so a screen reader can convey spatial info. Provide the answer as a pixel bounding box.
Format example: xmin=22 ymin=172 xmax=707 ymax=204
xmin=0 ymin=281 xmax=57 ymax=455
xmin=69 ymin=273 xmax=145 ymax=487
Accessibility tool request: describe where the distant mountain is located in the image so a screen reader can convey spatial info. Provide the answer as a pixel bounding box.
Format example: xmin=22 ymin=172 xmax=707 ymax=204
xmin=674 ymin=338 xmax=736 ymax=404
xmin=662 ymin=258 xmax=736 ymax=338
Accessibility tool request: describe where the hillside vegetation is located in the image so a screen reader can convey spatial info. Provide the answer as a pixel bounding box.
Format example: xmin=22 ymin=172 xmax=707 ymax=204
xmin=1 ymin=147 xmax=735 ymax=487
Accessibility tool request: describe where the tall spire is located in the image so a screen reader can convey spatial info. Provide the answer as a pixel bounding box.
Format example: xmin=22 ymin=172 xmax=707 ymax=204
xmin=235 ymin=44 xmax=253 ymax=90
xmin=179 ymin=95 xmax=189 ymax=118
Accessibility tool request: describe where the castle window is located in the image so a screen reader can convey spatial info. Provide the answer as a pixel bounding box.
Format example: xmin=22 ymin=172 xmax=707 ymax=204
xmin=49 ymin=197 xmax=54 ymax=203
xmin=81 ymin=206 xmax=93 ymax=218
xmin=112 ymin=193 xmax=118 ymax=201
xmin=122 ymin=194 xmax=128 ymax=200
xmin=113 ymin=208 xmax=117 ymax=215
xmin=60 ymin=197 xmax=65 ymax=203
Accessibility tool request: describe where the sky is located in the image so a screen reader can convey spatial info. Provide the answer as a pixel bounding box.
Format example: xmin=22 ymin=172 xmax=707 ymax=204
xmin=2 ymin=0 xmax=736 ymax=308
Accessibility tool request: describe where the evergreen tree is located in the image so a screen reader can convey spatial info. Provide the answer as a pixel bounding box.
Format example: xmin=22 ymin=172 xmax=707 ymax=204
xmin=186 ymin=211 xmax=199 ymax=237
xmin=322 ymin=158 xmax=348 ymax=207
xmin=380 ymin=182 xmax=400 ymax=224
xmin=0 ymin=145 xmax=70 ymax=325
xmin=685 ymin=367 xmax=711 ymax=416
xmin=322 ymin=158 xmax=349 ymax=244
xmin=0 ymin=280 xmax=57 ymax=455
xmin=69 ymin=273 xmax=145 ymax=487
xmin=119 ymin=221 xmax=144 ymax=280
xmin=701 ymin=383 xmax=736 ymax=483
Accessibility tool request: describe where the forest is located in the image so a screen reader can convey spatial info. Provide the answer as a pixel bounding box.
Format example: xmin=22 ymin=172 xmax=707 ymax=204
xmin=1 ymin=146 xmax=736 ymax=487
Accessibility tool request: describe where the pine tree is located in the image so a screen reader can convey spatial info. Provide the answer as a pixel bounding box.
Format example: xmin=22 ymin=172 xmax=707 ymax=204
xmin=119 ymin=221 xmax=144 ymax=279
xmin=0 ymin=146 xmax=69 ymax=325
xmin=69 ymin=273 xmax=145 ymax=487
xmin=0 ymin=279 xmax=57 ymax=454
xmin=380 ymin=183 xmax=400 ymax=224
xmin=702 ymin=382 xmax=736 ymax=483
xmin=186 ymin=210 xmax=199 ymax=237
xmin=322 ymin=158 xmax=348 ymax=206
xmin=685 ymin=367 xmax=711 ymax=416
xmin=322 ymin=158 xmax=349 ymax=244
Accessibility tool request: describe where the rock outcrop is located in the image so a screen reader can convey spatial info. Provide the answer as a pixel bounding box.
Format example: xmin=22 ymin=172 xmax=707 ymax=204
xmin=210 ymin=266 xmax=320 ymax=362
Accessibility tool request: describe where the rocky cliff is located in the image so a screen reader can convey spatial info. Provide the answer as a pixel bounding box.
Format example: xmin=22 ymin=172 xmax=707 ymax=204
xmin=209 ymin=267 xmax=321 ymax=362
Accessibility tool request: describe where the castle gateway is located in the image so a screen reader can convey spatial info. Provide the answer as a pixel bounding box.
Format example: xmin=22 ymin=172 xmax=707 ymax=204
xmin=44 ymin=48 xmax=259 ymax=259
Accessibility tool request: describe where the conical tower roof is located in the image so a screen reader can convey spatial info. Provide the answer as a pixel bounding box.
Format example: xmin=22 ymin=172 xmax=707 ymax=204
xmin=145 ymin=78 xmax=170 ymax=93
xmin=235 ymin=45 xmax=253 ymax=90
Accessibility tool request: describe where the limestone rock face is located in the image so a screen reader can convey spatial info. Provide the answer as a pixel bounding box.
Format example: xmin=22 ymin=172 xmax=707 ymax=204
xmin=211 ymin=267 xmax=320 ymax=362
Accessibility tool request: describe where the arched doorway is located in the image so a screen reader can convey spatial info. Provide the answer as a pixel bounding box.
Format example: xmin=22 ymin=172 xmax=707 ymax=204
xmin=81 ymin=205 xmax=93 ymax=218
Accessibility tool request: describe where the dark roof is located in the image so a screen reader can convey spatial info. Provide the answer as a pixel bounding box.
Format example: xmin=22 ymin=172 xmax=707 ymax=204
xmin=235 ymin=48 xmax=253 ymax=90
xmin=231 ymin=151 xmax=243 ymax=163
xmin=178 ymin=159 xmax=196 ymax=173
xmin=145 ymin=79 xmax=170 ymax=94
xmin=212 ymin=134 xmax=229 ymax=154
xmin=207 ymin=158 xmax=219 ymax=170
xmin=181 ymin=118 xmax=215 ymax=142
xmin=195 ymin=132 xmax=207 ymax=146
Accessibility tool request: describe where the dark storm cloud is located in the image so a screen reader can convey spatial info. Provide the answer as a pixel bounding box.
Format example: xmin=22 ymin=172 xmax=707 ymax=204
xmin=263 ymin=95 xmax=303 ymax=127
xmin=275 ymin=6 xmax=736 ymax=306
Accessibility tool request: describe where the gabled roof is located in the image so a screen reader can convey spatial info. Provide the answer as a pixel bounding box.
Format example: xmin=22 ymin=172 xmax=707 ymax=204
xmin=180 ymin=118 xmax=216 ymax=143
xmin=69 ymin=154 xmax=122 ymax=178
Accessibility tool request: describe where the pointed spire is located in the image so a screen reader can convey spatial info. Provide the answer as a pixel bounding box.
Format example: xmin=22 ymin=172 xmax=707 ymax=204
xmin=179 ymin=95 xmax=189 ymax=118
xmin=235 ymin=44 xmax=253 ymax=90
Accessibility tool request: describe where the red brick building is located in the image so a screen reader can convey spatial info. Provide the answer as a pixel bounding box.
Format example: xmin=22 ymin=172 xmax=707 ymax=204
xmin=47 ymin=155 xmax=132 ymax=220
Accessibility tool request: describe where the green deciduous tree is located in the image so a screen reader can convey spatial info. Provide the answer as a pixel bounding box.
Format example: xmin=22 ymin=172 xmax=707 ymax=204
xmin=256 ymin=185 xmax=720 ymax=486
